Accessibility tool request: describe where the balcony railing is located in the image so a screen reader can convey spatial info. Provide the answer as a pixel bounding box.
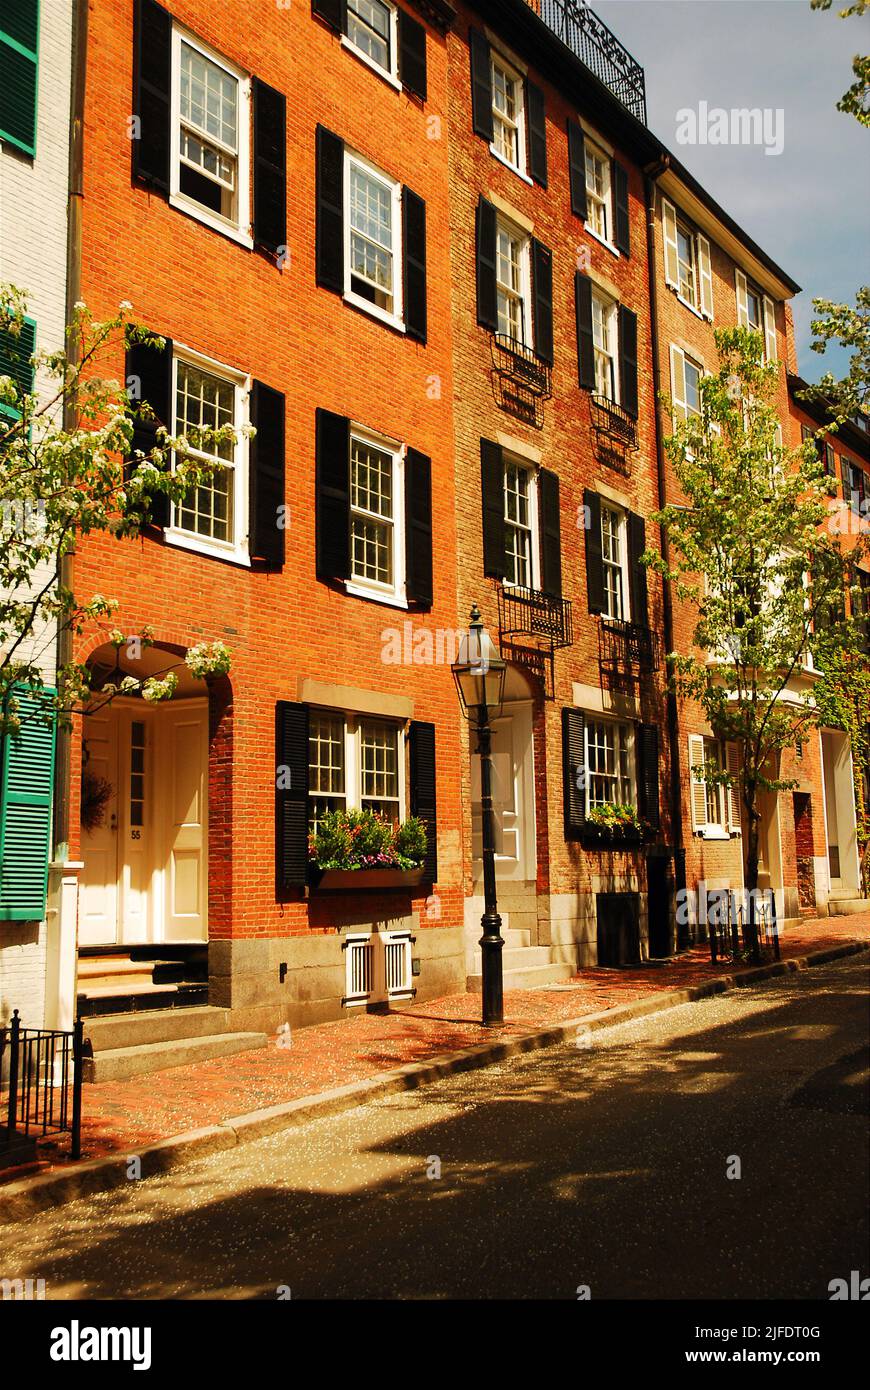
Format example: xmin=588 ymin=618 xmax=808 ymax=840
xmin=591 ymin=393 xmax=639 ymax=476
xmin=491 ymin=334 xmax=552 ymax=397
xmin=499 ymin=584 xmax=573 ymax=648
xmin=537 ymin=1 xmax=647 ymax=124
xmin=599 ymin=617 xmax=660 ymax=673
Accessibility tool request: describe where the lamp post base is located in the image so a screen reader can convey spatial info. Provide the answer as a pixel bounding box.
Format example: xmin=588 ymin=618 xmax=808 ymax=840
xmin=479 ymin=911 xmax=505 ymax=1026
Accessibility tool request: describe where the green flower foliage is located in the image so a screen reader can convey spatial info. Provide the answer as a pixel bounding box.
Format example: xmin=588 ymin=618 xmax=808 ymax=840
xmin=309 ymin=809 xmax=428 ymax=871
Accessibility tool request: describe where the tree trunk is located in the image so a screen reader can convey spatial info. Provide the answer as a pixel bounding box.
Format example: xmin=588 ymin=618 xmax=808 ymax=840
xmin=744 ymin=786 xmax=762 ymax=963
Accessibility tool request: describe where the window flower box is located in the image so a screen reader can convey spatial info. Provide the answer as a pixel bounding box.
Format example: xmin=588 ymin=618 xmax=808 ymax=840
xmin=307 ymin=866 xmax=426 ymax=893
xmin=582 ymin=804 xmax=648 ymax=848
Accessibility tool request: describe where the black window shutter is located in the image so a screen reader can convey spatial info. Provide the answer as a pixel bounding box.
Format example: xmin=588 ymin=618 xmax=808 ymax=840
xmin=311 ymin=0 xmax=345 ymax=33
xmin=476 ymin=196 xmax=498 ymax=333
xmin=410 ymin=721 xmax=438 ymax=882
xmin=628 ymin=511 xmax=649 ymax=628
xmin=480 ymin=438 xmax=506 ymax=579
xmin=402 ymin=186 xmax=427 ymax=344
xmin=249 ymin=381 xmax=285 ymax=568
xmin=567 ymin=119 xmax=587 ymax=219
xmin=619 ymin=304 xmax=638 ymax=420
xmin=562 ymin=707 xmax=586 ymax=838
xmin=613 ymin=161 xmax=630 ymax=256
xmin=405 ymin=448 xmax=433 ymax=608
xmin=538 ymin=467 xmax=562 ymax=599
xmin=526 ymin=80 xmax=548 ymax=187
xmin=637 ymin=723 xmax=660 ymax=831
xmin=398 ymin=8 xmax=427 ymax=101
xmin=469 ymin=29 xmax=493 ymax=141
xmin=315 ymin=125 xmax=345 ymax=294
xmin=125 ymin=334 xmax=173 ymax=528
xmin=532 ymin=238 xmax=554 ymax=366
xmin=315 ymin=408 xmax=350 ymax=581
xmin=575 ymin=272 xmax=595 ymax=390
xmin=584 ymin=488 xmax=604 ymax=614
xmin=276 ymin=702 xmax=310 ymax=891
xmin=132 ymin=0 xmax=171 ymax=193
xmin=252 ymin=78 xmax=287 ymax=258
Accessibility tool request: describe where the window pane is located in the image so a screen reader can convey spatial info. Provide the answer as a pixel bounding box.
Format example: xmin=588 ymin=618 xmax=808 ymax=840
xmin=308 ymin=713 xmax=346 ymax=833
xmin=350 ymin=437 xmax=394 ymax=586
xmin=492 ymin=62 xmax=519 ymax=165
xmin=360 ymin=721 xmax=400 ymax=819
xmin=174 ymin=362 xmax=236 ymax=544
xmin=180 ymin=43 xmax=237 ymax=150
xmin=684 ymin=359 xmax=701 ymax=416
xmin=504 ymin=462 xmax=532 ymax=588
xmin=347 ymin=0 xmax=391 ymax=70
xmin=349 ymin=165 xmax=394 ymax=311
xmin=601 ymin=506 xmax=624 ymax=620
xmin=496 ymin=227 xmax=524 ymax=342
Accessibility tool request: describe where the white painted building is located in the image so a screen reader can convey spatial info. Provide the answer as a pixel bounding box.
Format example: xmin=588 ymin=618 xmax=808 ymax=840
xmin=0 ymin=0 xmax=73 ymax=1028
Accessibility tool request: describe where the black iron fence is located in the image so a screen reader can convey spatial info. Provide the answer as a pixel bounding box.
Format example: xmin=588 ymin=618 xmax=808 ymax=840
xmin=706 ymin=888 xmax=780 ymax=965
xmin=599 ymin=617 xmax=661 ymax=674
xmin=539 ymin=0 xmax=647 ymax=123
xmin=0 ymin=1011 xmax=83 ymax=1160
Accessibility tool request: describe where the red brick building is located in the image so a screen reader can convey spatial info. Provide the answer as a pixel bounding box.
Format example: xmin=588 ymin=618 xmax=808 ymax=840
xmin=71 ymin=0 xmax=466 ymax=1062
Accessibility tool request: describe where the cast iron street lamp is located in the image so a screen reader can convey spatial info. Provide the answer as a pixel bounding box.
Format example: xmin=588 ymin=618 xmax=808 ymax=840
xmin=452 ymin=604 xmax=507 ymax=1027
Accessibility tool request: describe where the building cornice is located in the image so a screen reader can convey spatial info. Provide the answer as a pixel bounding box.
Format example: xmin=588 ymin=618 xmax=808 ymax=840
xmin=410 ymin=0 xmax=456 ymax=34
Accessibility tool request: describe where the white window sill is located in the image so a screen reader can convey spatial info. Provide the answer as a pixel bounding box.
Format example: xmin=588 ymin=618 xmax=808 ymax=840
xmin=343 ymin=289 xmax=406 ymax=335
xmin=673 ymin=289 xmax=711 ymax=323
xmin=340 ymin=35 xmax=402 ymax=92
xmin=585 ymin=226 xmax=620 ymax=260
xmin=489 ymin=146 xmax=533 ymax=185
xmin=696 ymin=827 xmax=730 ymax=841
xmin=165 ymin=528 xmax=251 ymax=567
xmin=345 ymin=580 xmax=409 ymax=610
xmin=169 ymin=192 xmax=253 ymax=250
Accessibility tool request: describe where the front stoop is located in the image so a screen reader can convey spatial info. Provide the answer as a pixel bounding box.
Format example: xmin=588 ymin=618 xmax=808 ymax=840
xmin=465 ymin=883 xmax=572 ymax=991
xmin=82 ymin=1005 xmax=268 ymax=1083
xmin=828 ymin=895 xmax=870 ymax=917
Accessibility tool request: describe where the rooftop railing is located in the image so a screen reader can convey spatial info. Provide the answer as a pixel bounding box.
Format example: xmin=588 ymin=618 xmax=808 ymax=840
xmin=533 ymin=0 xmax=647 ymax=125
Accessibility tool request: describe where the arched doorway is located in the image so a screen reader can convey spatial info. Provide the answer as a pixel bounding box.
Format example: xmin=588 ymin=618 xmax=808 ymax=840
xmin=78 ymin=644 xmax=209 ymax=947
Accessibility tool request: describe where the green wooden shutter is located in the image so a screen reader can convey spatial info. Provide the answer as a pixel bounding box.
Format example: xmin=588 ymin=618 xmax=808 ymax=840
xmin=0 ymin=0 xmax=39 ymax=156
xmin=0 ymin=684 xmax=56 ymax=921
xmin=0 ymin=316 xmax=36 ymax=419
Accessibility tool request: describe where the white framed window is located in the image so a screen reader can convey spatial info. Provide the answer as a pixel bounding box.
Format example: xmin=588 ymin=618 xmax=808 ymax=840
xmin=496 ymin=216 xmax=531 ymax=345
xmin=662 ymin=199 xmax=713 ymax=318
xmin=347 ymin=425 xmax=406 ymax=605
xmin=170 ymin=26 xmax=251 ymax=246
xmin=585 ymin=718 xmax=635 ymax=809
xmin=670 ymin=344 xmax=704 ymax=422
xmin=503 ymin=456 xmax=539 ymax=589
xmin=736 ymin=270 xmax=777 ymax=362
xmin=344 ymin=0 xmax=398 ymax=81
xmin=689 ymin=735 xmax=741 ymax=837
xmin=490 ymin=53 xmax=526 ymax=174
xmin=601 ymin=501 xmax=629 ymax=621
xmin=168 ymin=349 xmax=249 ymax=563
xmin=591 ymin=288 xmax=618 ymax=402
xmin=307 ymin=712 xmax=405 ymax=833
xmin=344 ymin=149 xmax=404 ymax=331
xmin=585 ymin=142 xmax=612 ymax=245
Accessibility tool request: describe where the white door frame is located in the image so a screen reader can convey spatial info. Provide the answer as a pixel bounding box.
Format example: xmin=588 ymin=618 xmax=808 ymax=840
xmin=472 ymin=698 xmax=536 ymax=885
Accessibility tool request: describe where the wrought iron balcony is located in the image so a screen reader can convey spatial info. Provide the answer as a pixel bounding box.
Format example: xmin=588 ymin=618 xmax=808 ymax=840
xmin=599 ymin=617 xmax=660 ymax=673
xmin=491 ymin=333 xmax=553 ymax=398
xmin=590 ymin=393 xmax=638 ymax=476
xmin=499 ymin=584 xmax=574 ymax=649
xmin=537 ymin=1 xmax=647 ymax=124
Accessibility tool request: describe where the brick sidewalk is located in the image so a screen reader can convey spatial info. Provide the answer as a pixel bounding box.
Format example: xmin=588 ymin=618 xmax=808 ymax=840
xmin=10 ymin=910 xmax=869 ymax=1177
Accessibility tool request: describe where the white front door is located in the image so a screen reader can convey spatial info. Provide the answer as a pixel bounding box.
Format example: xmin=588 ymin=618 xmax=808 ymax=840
xmin=79 ymin=709 xmax=121 ymax=946
xmin=161 ymin=702 xmax=209 ymax=942
xmin=472 ymin=701 xmax=535 ymax=883
xmin=79 ymin=699 xmax=208 ymax=945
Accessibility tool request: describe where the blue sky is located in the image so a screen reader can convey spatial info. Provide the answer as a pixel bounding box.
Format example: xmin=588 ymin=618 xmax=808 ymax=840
xmin=594 ymin=0 xmax=870 ymax=380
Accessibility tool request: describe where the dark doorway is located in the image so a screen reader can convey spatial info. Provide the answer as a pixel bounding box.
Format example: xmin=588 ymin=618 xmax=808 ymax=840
xmin=596 ymin=893 xmax=641 ymax=967
xmin=647 ymin=854 xmax=672 ymax=957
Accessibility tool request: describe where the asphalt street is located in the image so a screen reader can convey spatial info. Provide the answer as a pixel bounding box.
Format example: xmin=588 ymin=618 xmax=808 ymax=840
xmin=3 ymin=956 xmax=868 ymax=1300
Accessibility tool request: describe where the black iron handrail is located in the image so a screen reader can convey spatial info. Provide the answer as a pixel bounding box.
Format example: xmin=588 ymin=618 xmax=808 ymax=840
xmin=538 ymin=1 xmax=647 ymax=124
xmin=0 ymin=1011 xmax=83 ymax=1159
xmin=707 ymin=888 xmax=780 ymax=965
xmin=499 ymin=584 xmax=574 ymax=648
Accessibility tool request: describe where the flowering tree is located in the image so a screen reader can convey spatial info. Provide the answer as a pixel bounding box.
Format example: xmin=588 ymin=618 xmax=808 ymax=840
xmin=0 ymin=286 xmax=236 ymax=734
xmin=646 ymin=327 xmax=867 ymax=947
